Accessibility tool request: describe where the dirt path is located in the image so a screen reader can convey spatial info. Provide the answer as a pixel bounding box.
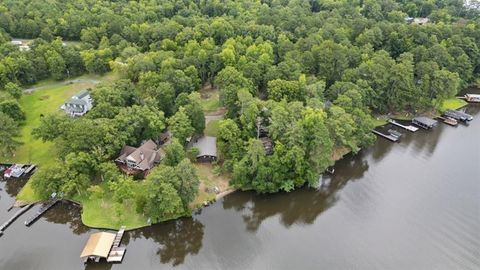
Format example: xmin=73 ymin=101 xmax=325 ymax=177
xmin=23 ymin=79 xmax=100 ymax=94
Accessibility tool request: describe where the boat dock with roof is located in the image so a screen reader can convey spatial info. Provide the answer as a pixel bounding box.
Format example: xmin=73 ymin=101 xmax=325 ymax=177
xmin=81 ymin=226 xmax=127 ymax=264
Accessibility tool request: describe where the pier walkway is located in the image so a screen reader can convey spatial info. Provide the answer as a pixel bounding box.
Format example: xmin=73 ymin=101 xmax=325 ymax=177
xmin=107 ymin=226 xmax=127 ymax=263
xmin=372 ymin=129 xmax=400 ymax=142
xmin=24 ymin=199 xmax=60 ymax=226
xmin=388 ymin=119 xmax=419 ymax=132
xmin=0 ymin=204 xmax=33 ymax=236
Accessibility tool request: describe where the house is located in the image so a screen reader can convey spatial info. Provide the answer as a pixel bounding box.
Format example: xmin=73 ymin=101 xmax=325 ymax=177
xmin=413 ymin=18 xmax=430 ymax=25
xmin=10 ymin=40 xmax=30 ymax=51
xmin=61 ymin=89 xmax=93 ymax=117
xmin=188 ymin=136 xmax=217 ymax=162
xmin=115 ymin=140 xmax=163 ymax=176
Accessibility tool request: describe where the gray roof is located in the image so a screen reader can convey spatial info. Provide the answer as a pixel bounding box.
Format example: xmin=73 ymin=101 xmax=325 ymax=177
xmin=413 ymin=116 xmax=437 ymax=126
xmin=191 ymin=136 xmax=217 ymax=157
xmin=75 ymin=89 xmax=90 ymax=99
xmin=65 ymin=98 xmax=87 ymax=106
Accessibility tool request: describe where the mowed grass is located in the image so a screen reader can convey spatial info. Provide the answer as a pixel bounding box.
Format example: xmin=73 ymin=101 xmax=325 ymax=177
xmin=199 ymin=84 xmax=221 ymax=113
xmin=205 ymin=119 xmax=221 ymax=136
xmin=439 ymin=98 xmax=467 ymax=112
xmin=74 ymin=182 xmax=149 ymax=230
xmin=5 ymin=82 xmax=96 ymax=167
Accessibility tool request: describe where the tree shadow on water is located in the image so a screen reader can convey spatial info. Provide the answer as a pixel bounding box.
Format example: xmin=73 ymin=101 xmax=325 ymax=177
xmin=42 ymin=201 xmax=90 ymax=235
xmin=223 ymin=154 xmax=369 ymax=232
xmin=130 ymin=217 xmax=204 ymax=266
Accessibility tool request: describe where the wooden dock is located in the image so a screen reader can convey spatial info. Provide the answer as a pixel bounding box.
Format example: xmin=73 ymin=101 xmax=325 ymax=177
xmin=107 ymin=226 xmax=127 ymax=263
xmin=388 ymin=119 xmax=419 ymax=132
xmin=372 ymin=129 xmax=400 ymax=142
xmin=24 ymin=199 xmax=60 ymax=226
xmin=0 ymin=204 xmax=33 ymax=236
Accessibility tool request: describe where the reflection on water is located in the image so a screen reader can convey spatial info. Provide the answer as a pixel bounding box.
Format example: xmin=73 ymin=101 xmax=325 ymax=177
xmin=223 ymin=155 xmax=369 ymax=232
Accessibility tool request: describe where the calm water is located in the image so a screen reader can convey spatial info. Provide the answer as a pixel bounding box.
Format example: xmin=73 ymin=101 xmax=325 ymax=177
xmin=0 ymin=105 xmax=479 ymax=270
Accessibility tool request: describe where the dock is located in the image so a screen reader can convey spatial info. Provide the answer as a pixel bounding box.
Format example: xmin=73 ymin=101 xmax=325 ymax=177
xmin=24 ymin=164 xmax=36 ymax=174
xmin=107 ymin=226 xmax=127 ymax=263
xmin=0 ymin=204 xmax=33 ymax=236
xmin=388 ymin=119 xmax=419 ymax=132
xmin=24 ymin=198 xmax=60 ymax=226
xmin=372 ymin=129 xmax=400 ymax=142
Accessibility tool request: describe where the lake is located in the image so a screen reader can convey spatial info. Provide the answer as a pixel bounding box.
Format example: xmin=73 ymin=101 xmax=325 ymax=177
xmin=0 ymin=104 xmax=479 ymax=270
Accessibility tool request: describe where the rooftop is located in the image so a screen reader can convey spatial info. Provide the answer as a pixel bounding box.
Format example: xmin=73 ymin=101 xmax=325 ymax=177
xmin=80 ymin=232 xmax=116 ymax=258
xmin=190 ymin=136 xmax=217 ymax=157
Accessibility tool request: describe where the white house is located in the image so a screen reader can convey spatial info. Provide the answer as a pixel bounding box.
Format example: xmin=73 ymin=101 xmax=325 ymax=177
xmin=61 ymin=89 xmax=93 ymax=117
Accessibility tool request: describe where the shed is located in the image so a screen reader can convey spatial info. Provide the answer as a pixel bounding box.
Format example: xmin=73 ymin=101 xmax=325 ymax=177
xmin=80 ymin=232 xmax=116 ymax=260
xmin=190 ymin=136 xmax=217 ymax=162
xmin=412 ymin=116 xmax=438 ymax=129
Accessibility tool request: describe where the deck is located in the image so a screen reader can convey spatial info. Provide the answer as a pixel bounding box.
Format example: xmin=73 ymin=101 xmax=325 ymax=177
xmin=107 ymin=226 xmax=127 ymax=263
xmin=388 ymin=119 xmax=419 ymax=132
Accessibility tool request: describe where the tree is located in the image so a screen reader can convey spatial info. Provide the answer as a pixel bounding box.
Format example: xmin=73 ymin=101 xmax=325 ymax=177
xmin=0 ymin=112 xmax=20 ymax=157
xmin=167 ymin=107 xmax=194 ymax=144
xmin=174 ymin=158 xmax=200 ymax=207
xmin=31 ymin=164 xmax=66 ymax=199
xmin=175 ymin=92 xmax=205 ymax=134
xmin=3 ymin=82 xmax=22 ymax=99
xmin=163 ymin=138 xmax=186 ymax=167
xmin=32 ymin=113 xmax=70 ymax=141
xmin=45 ymin=50 xmax=66 ymax=80
xmin=144 ymin=181 xmax=183 ymax=222
xmin=0 ymin=99 xmax=25 ymax=121
xmin=327 ymin=106 xmax=358 ymax=153
xmin=108 ymin=176 xmax=135 ymax=204
xmin=267 ymin=79 xmax=304 ymax=102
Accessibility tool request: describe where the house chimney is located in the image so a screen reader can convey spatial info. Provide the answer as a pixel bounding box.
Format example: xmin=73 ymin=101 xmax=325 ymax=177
xmin=140 ymin=152 xmax=145 ymax=161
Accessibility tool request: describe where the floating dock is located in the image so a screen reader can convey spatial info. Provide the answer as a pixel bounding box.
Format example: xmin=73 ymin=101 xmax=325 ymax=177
xmin=24 ymin=164 xmax=36 ymax=174
xmin=437 ymin=116 xmax=458 ymax=126
xmin=412 ymin=116 xmax=438 ymax=129
xmin=372 ymin=129 xmax=400 ymax=142
xmin=107 ymin=226 xmax=127 ymax=263
xmin=0 ymin=204 xmax=33 ymax=236
xmin=388 ymin=119 xmax=419 ymax=132
xmin=24 ymin=199 xmax=60 ymax=226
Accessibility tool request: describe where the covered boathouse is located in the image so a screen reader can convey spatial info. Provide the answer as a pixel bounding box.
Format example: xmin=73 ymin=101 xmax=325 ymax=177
xmin=412 ymin=116 xmax=438 ymax=129
xmin=80 ymin=232 xmax=116 ymax=263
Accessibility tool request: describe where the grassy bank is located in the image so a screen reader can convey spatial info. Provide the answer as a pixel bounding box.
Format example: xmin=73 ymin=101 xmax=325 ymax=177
xmin=439 ymin=98 xmax=468 ymax=112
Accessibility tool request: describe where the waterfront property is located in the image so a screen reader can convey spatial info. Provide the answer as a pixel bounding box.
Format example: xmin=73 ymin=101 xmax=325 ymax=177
xmin=115 ymin=140 xmax=163 ymax=176
xmin=412 ymin=117 xmax=438 ymax=129
xmin=188 ymin=136 xmax=218 ymax=162
xmin=60 ymin=89 xmax=93 ymax=117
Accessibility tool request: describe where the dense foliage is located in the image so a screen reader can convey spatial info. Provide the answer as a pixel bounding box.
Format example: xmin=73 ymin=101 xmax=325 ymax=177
xmin=2 ymin=0 xmax=480 ymax=218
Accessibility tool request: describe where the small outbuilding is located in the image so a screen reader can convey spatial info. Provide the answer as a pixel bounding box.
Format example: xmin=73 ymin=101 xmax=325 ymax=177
xmin=412 ymin=116 xmax=438 ymax=129
xmin=80 ymin=232 xmax=116 ymax=263
xmin=189 ymin=136 xmax=217 ymax=162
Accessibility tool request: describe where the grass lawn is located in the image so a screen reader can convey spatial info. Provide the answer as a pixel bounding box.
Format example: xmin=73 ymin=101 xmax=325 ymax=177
xmin=5 ymin=82 xmax=96 ymax=167
xmin=191 ymin=163 xmax=230 ymax=208
xmin=205 ymin=119 xmax=221 ymax=137
xmin=439 ymin=98 xmax=468 ymax=112
xmin=74 ymin=183 xmax=149 ymax=230
xmin=199 ymin=84 xmax=221 ymax=113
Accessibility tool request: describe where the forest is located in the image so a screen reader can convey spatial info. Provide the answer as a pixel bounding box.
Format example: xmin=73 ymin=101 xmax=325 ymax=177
xmin=0 ymin=0 xmax=479 ymax=225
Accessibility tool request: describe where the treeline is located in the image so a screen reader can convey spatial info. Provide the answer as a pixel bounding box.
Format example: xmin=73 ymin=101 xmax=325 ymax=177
xmin=0 ymin=0 xmax=479 ymax=217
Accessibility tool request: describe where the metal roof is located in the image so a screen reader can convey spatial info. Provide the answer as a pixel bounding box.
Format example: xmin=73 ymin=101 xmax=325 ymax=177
xmin=80 ymin=232 xmax=116 ymax=258
xmin=191 ymin=136 xmax=217 ymax=157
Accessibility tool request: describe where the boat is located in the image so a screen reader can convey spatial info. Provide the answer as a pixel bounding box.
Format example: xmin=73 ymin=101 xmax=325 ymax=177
xmin=465 ymin=94 xmax=480 ymax=103
xmin=4 ymin=166 xmax=13 ymax=178
xmin=388 ymin=129 xmax=403 ymax=138
xmin=443 ymin=117 xmax=458 ymax=126
xmin=10 ymin=164 xmax=26 ymax=178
